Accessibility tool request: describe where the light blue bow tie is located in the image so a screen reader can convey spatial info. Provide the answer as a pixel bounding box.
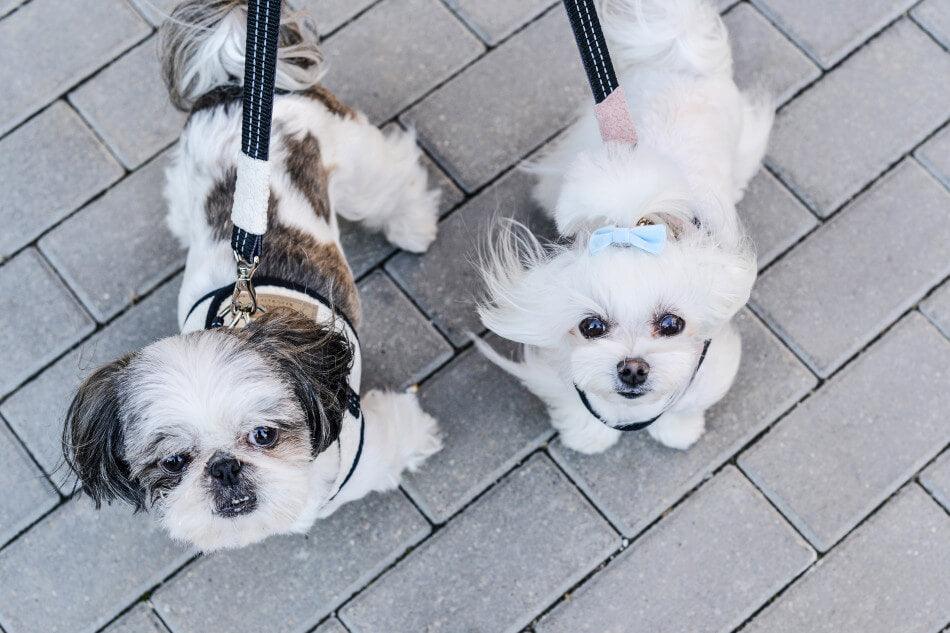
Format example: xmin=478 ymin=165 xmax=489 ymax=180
xmin=588 ymin=224 xmax=667 ymax=256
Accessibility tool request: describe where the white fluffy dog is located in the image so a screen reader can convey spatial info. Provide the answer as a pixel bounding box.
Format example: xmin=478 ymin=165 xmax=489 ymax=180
xmin=62 ymin=0 xmax=442 ymax=550
xmin=477 ymin=0 xmax=771 ymax=454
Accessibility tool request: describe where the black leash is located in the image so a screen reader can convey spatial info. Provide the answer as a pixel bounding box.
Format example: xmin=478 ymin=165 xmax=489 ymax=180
xmin=562 ymin=0 xmax=620 ymax=105
xmin=560 ymin=0 xmax=638 ymax=144
xmin=575 ymin=339 xmax=712 ymax=431
xmin=231 ymin=0 xmax=282 ymax=264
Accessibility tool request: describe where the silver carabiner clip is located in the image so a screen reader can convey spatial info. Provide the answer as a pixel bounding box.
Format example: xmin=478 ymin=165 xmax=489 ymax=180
xmin=227 ymin=254 xmax=263 ymax=327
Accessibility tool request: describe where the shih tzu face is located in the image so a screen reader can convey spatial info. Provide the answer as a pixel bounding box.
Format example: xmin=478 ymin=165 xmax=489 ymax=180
xmin=63 ymin=310 xmax=353 ymax=551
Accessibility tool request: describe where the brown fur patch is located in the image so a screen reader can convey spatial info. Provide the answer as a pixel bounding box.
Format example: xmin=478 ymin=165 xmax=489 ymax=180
xmin=203 ymin=169 xmax=360 ymax=324
xmin=304 ymin=85 xmax=357 ymax=119
xmin=256 ymin=227 xmax=360 ymax=324
xmin=284 ymin=134 xmax=331 ymax=220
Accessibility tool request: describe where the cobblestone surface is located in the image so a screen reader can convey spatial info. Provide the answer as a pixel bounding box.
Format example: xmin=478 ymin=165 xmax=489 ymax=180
xmin=0 ymin=2 xmax=947 ymax=632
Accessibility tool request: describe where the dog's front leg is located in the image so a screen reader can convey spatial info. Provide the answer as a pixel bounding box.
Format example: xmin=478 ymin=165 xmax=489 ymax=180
xmin=648 ymin=410 xmax=706 ymax=450
xmin=553 ymin=406 xmax=622 ymax=455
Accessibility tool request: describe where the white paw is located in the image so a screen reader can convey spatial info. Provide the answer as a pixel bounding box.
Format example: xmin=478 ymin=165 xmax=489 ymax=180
xmin=560 ymin=421 xmax=621 ymax=454
xmin=647 ymin=413 xmax=705 ymax=450
xmin=385 ymin=194 xmax=440 ymax=253
xmin=402 ymin=407 xmax=442 ymax=472
xmin=363 ymin=389 xmax=442 ymax=471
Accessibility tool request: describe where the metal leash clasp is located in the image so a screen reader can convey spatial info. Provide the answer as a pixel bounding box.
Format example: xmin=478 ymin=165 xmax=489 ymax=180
xmin=227 ymin=253 xmax=263 ymax=327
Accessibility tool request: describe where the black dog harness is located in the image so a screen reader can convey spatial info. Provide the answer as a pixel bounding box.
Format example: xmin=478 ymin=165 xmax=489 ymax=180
xmin=575 ymin=339 xmax=711 ymax=431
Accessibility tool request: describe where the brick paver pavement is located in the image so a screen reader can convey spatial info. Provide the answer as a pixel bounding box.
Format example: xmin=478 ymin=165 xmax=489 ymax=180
xmin=0 ymin=1 xmax=946 ymax=631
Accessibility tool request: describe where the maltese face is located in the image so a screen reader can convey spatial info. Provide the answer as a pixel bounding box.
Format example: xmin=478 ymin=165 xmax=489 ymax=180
xmin=63 ymin=310 xmax=353 ymax=550
xmin=561 ymin=245 xmax=734 ymax=419
xmin=480 ymin=224 xmax=755 ymax=424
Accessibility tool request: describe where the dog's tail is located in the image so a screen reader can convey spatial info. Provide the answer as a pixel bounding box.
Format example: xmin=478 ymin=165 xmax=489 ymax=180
xmin=596 ymin=0 xmax=731 ymax=78
xmin=159 ymin=0 xmax=323 ymax=111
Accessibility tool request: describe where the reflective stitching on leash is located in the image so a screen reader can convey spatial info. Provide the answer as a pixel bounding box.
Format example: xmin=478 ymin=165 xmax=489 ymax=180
xmin=573 ymin=0 xmax=606 ymax=98
xmin=581 ymin=0 xmax=610 ymax=96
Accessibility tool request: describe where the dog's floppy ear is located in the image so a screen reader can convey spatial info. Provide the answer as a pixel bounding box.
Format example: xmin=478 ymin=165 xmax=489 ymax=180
xmin=62 ymin=353 xmax=146 ymax=509
xmin=691 ymin=241 xmax=757 ymax=334
xmin=477 ymin=220 xmax=578 ymax=348
xmin=243 ymin=309 xmax=355 ymax=455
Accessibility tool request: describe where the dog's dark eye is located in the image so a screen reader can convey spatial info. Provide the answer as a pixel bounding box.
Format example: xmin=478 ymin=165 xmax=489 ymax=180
xmin=579 ymin=316 xmax=609 ymax=339
xmin=160 ymin=454 xmax=190 ymax=475
xmin=249 ymin=426 xmax=279 ymax=448
xmin=656 ymin=313 xmax=685 ymax=337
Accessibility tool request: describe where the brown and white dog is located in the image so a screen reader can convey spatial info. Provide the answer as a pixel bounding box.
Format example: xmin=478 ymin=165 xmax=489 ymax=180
xmin=62 ymin=0 xmax=442 ymax=551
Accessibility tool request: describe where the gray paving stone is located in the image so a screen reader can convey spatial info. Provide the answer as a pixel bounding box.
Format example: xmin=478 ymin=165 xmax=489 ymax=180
xmin=0 ymin=0 xmax=25 ymax=18
xmin=738 ymin=169 xmax=817 ymax=270
xmin=0 ymin=0 xmax=150 ymax=136
xmin=766 ymin=19 xmax=950 ymax=217
xmin=751 ymin=0 xmax=915 ymax=68
xmin=743 ymin=484 xmax=950 ymax=633
xmin=338 ymin=125 xmax=464 ymax=278
xmin=444 ymin=0 xmax=554 ymax=46
xmin=0 ymin=419 xmax=58 ymax=548
xmin=153 ymin=491 xmax=428 ymax=633
xmin=724 ymin=3 xmax=820 ymax=105
xmin=0 ymin=249 xmax=95 ymax=398
xmin=714 ymin=0 xmax=740 ymax=11
xmin=912 ymin=0 xmax=950 ymax=48
xmin=739 ymin=312 xmax=950 ymax=552
xmin=312 ymin=619 xmax=348 ymax=633
xmin=921 ymin=280 xmax=950 ymax=340
xmin=321 ymin=0 xmax=483 ymax=124
xmin=70 ymin=37 xmax=186 ymax=170
xmin=357 ymin=271 xmax=453 ymax=391
xmin=1 ymin=276 xmax=180 ymax=489
xmin=921 ymin=449 xmax=950 ymax=511
xmin=129 ymin=0 xmax=180 ymax=26
xmin=915 ymin=124 xmax=950 ymax=190
xmin=402 ymin=9 xmax=587 ymax=191
xmin=0 ymin=498 xmax=193 ymax=633
xmin=752 ymin=159 xmax=950 ymax=377
xmin=538 ymin=466 xmax=815 ymax=633
xmin=101 ymin=603 xmax=169 ymax=633
xmin=341 ymin=455 xmax=618 ymax=633
xmin=39 ymin=150 xmax=185 ymax=323
xmin=0 ymin=102 xmax=123 ymax=259
xmin=402 ymin=335 xmax=552 ymax=522
xmin=296 ymin=0 xmax=377 ymax=35
xmin=550 ymin=309 xmax=816 ymax=537
xmin=386 ymin=165 xmax=557 ymax=347
xmin=338 ymin=221 xmax=396 ymax=280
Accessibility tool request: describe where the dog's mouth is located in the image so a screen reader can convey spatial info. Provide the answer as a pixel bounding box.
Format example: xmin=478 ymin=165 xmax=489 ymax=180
xmin=214 ymin=494 xmax=257 ymax=518
xmin=615 ymin=386 xmax=648 ymax=399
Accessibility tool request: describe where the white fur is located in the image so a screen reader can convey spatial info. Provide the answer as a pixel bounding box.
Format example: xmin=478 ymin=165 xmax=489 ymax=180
xmin=314 ymin=390 xmax=442 ymax=518
xmin=121 ymin=1 xmax=443 ymax=550
xmin=479 ymin=0 xmax=769 ymax=453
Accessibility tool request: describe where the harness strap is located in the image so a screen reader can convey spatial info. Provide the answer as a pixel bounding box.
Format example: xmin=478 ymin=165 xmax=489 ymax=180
xmin=231 ymin=0 xmax=283 ymax=264
xmin=561 ymin=0 xmax=637 ymax=145
xmin=576 ymin=339 xmax=712 ymax=431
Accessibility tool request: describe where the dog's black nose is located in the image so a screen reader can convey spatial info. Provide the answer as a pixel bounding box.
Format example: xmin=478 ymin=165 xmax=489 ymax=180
xmin=207 ymin=453 xmax=242 ymax=487
xmin=617 ymin=358 xmax=650 ymax=387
